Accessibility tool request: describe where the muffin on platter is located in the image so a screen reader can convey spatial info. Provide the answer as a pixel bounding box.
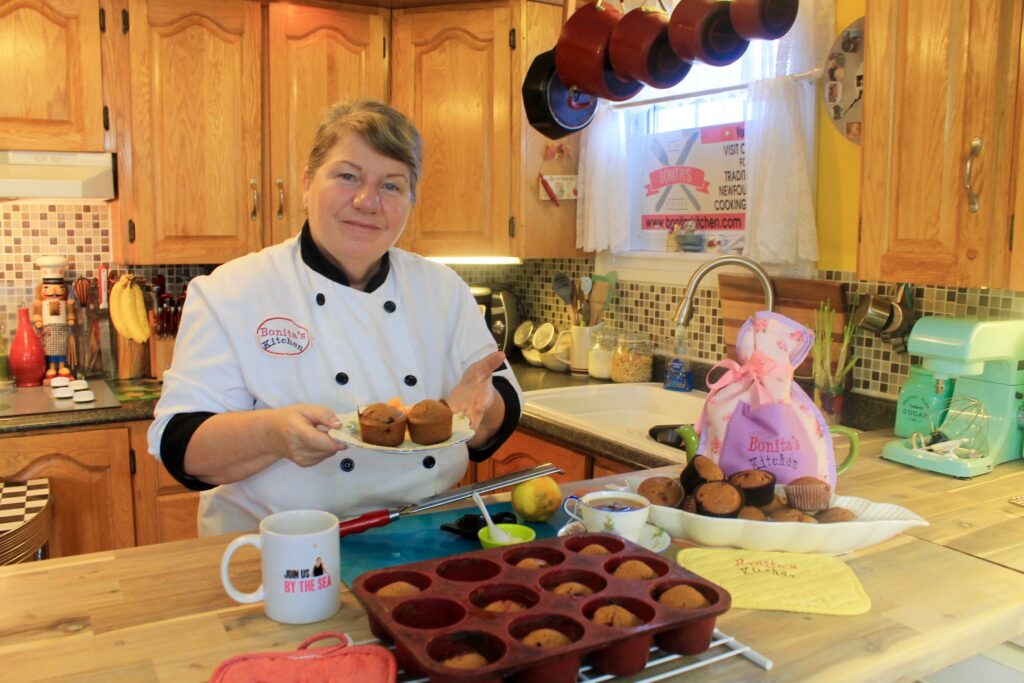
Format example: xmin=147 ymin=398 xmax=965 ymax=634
xmin=407 ymin=399 xmax=454 ymax=445
xmin=680 ymin=455 xmax=725 ymax=494
xmin=693 ymin=481 xmax=744 ymax=518
xmin=358 ymin=403 xmax=407 ymax=447
xmin=727 ymin=469 xmax=776 ymax=507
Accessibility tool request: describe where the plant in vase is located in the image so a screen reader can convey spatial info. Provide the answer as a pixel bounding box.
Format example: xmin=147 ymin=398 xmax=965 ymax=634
xmin=812 ymin=301 xmax=858 ymax=425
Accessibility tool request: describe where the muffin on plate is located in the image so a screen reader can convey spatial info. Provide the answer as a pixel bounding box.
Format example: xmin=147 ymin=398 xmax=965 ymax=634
xmin=816 ymin=506 xmax=856 ymax=523
xmin=680 ymin=455 xmax=725 ymax=494
xmin=737 ymin=505 xmax=767 ymax=521
xmin=770 ymin=508 xmax=817 ymax=523
xmin=358 ymin=403 xmax=407 ymax=447
xmin=407 ymin=398 xmax=454 ymax=445
xmin=784 ymin=476 xmax=832 ymax=512
xmin=637 ymin=476 xmax=685 ymax=507
xmin=693 ymin=481 xmax=744 ymax=518
xmin=727 ymin=469 xmax=776 ymax=507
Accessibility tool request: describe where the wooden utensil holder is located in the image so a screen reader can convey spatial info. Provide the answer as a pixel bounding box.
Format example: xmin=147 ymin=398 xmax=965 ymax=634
xmin=116 ymin=334 xmax=148 ymax=379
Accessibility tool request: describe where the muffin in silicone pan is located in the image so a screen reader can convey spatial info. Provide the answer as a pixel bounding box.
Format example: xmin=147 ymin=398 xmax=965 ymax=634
xmin=352 ymin=534 xmax=731 ymax=683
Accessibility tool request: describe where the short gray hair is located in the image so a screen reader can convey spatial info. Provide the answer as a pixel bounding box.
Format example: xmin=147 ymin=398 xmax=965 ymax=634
xmin=306 ymin=99 xmax=422 ymax=200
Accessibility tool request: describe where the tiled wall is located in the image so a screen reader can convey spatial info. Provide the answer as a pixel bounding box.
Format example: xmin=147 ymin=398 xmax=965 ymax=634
xmin=7 ymin=200 xmax=1024 ymax=401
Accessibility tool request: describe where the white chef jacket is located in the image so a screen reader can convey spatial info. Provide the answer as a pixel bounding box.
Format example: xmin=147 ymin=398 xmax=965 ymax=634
xmin=148 ymin=234 xmax=522 ymax=536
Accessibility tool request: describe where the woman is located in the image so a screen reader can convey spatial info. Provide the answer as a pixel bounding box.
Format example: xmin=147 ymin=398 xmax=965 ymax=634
xmin=148 ymin=100 xmax=522 ymax=536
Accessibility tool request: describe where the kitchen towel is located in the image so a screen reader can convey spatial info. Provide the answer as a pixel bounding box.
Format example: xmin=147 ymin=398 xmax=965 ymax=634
xmin=209 ymin=632 xmax=396 ymax=683
xmin=677 ymin=548 xmax=870 ymax=615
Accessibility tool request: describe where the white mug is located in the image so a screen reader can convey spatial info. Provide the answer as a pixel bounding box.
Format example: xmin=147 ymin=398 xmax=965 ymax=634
xmin=562 ymin=491 xmax=650 ymax=542
xmin=221 ymin=509 xmax=341 ymax=624
xmin=558 ymin=325 xmax=597 ymax=376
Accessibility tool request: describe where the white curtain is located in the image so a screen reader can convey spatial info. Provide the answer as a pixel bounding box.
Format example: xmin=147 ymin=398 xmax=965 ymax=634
xmin=744 ymin=0 xmax=834 ymax=277
xmin=575 ymin=101 xmax=632 ymax=253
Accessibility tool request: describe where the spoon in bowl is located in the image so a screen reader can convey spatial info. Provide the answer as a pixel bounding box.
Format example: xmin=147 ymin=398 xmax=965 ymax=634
xmin=472 ymin=492 xmax=513 ymax=544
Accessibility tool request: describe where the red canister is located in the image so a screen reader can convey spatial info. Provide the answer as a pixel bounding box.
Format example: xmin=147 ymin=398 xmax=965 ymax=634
xmin=9 ymin=306 xmax=45 ymax=387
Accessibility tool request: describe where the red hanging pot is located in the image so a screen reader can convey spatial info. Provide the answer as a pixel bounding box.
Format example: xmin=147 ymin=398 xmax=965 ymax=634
xmin=669 ymin=0 xmax=749 ymax=67
xmin=9 ymin=306 xmax=45 ymax=387
xmin=609 ymin=2 xmax=692 ymax=89
xmin=730 ymin=0 xmax=800 ymax=40
xmin=555 ymin=0 xmax=644 ymax=102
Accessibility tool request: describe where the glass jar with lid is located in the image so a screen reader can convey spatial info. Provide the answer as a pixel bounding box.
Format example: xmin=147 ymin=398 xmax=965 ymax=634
xmin=610 ymin=332 xmax=653 ymax=383
xmin=587 ymin=327 xmax=615 ymax=379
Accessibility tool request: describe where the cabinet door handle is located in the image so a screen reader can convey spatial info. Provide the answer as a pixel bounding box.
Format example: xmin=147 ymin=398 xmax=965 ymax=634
xmin=276 ymin=177 xmax=285 ymax=220
xmin=965 ymin=137 xmax=982 ymax=214
xmin=249 ymin=176 xmax=260 ymax=222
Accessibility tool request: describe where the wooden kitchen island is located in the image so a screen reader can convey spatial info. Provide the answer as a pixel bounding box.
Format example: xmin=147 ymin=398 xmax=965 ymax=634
xmin=0 ymin=435 xmax=1022 ymax=682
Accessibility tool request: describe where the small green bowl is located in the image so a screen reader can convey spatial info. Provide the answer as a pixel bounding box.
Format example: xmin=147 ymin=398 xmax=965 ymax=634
xmin=478 ymin=523 xmax=536 ymax=548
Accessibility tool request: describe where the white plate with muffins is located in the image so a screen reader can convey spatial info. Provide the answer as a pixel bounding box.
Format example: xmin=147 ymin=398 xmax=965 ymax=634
xmin=330 ymin=399 xmax=474 ymax=453
xmin=626 ymin=473 xmax=928 ymax=556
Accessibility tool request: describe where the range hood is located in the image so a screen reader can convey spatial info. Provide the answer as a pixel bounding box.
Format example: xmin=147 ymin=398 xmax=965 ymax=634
xmin=0 ymin=151 xmax=116 ymax=200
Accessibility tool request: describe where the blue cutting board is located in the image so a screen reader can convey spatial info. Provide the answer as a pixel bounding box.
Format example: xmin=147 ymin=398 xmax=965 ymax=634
xmin=338 ymin=503 xmax=556 ymax=587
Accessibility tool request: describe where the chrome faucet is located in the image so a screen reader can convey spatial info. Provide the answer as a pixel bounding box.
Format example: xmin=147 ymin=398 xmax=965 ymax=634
xmin=673 ymin=255 xmax=775 ymax=326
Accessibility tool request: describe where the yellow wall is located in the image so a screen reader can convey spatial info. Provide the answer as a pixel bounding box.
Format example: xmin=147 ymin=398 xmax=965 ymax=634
xmin=816 ymin=0 xmax=866 ymax=271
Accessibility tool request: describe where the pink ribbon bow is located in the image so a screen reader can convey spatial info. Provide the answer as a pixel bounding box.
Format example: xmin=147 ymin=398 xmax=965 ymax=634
xmin=696 ymin=351 xmax=778 ymax=433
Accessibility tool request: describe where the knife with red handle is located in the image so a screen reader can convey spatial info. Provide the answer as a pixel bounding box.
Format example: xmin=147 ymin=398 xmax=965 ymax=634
xmin=337 ymin=463 xmax=562 ymax=537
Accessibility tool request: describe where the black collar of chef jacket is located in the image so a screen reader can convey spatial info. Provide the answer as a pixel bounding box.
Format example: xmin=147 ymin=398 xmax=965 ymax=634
xmin=299 ymin=220 xmax=391 ymax=293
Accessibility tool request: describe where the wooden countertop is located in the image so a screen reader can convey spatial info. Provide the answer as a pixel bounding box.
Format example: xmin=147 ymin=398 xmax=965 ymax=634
xmin=0 ymin=436 xmax=1022 ymax=682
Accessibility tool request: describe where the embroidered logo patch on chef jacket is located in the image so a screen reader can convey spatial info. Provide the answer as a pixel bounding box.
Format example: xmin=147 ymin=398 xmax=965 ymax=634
xmin=256 ymin=317 xmax=312 ymax=356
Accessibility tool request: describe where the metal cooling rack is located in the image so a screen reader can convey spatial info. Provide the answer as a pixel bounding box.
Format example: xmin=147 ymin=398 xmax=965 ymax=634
xmin=356 ymin=628 xmax=773 ymax=682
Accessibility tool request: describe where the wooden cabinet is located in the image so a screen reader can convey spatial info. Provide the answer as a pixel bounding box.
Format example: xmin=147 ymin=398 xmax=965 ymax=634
xmin=860 ymin=0 xmax=1023 ymax=288
xmin=0 ymin=0 xmax=105 ymax=151
xmin=477 ymin=429 xmax=588 ymax=484
xmin=392 ymin=0 xmax=582 ymax=259
xmin=115 ymin=0 xmax=388 ymax=264
xmin=266 ymin=2 xmax=390 ymax=245
xmin=130 ymin=420 xmax=199 ymax=545
xmin=392 ymin=3 xmax=513 ymax=257
xmin=124 ymin=0 xmax=263 ymax=265
xmin=0 ymin=426 xmax=134 ymax=558
xmin=592 ymin=456 xmax=637 ymax=479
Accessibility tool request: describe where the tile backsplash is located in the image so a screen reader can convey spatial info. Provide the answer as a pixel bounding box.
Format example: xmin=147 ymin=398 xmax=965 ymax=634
xmin=7 ymin=200 xmax=1024 ymax=402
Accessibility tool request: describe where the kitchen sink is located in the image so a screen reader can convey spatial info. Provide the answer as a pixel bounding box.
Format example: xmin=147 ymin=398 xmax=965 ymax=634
xmin=523 ymin=383 xmax=707 ymax=463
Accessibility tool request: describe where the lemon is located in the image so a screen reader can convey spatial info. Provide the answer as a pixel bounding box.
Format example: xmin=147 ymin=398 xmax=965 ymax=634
xmin=511 ymin=476 xmax=562 ymax=522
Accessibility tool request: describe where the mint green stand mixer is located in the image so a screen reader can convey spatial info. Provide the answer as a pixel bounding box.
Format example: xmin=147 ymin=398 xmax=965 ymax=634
xmin=882 ymin=317 xmax=1024 ymax=477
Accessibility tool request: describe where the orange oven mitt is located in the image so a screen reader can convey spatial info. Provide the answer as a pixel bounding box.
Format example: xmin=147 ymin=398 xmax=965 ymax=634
xmin=209 ymin=632 xmax=396 ymax=683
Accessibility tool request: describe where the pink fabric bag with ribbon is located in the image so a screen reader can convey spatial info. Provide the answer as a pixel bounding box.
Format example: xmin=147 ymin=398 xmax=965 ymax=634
xmin=696 ymin=311 xmax=835 ymax=487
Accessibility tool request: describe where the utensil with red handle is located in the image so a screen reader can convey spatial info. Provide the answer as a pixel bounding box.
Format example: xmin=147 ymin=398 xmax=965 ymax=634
xmin=337 ymin=463 xmax=562 ymax=537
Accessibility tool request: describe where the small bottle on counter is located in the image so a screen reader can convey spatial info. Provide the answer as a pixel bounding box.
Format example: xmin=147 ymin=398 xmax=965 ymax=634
xmin=663 ymin=325 xmax=694 ymax=392
xmin=587 ymin=328 xmax=614 ymax=379
xmin=610 ymin=332 xmax=653 ymax=383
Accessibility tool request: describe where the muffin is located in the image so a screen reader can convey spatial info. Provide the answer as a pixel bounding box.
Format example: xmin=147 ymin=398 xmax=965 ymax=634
xmin=592 ymin=604 xmax=641 ymax=627
xmin=816 ymin=506 xmax=856 ymax=523
xmin=578 ymin=543 xmax=611 ymax=556
xmin=485 ymin=599 xmax=526 ymax=612
xmin=680 ymin=455 xmax=725 ymax=494
xmin=770 ymin=508 xmax=817 ymax=523
xmin=784 ymin=476 xmax=832 ymax=512
xmin=693 ymin=481 xmax=744 ymax=518
xmin=658 ymin=584 xmax=710 ymax=609
xmin=442 ymin=651 xmax=488 ymax=669
xmin=680 ymin=495 xmax=698 ymax=513
xmin=727 ymin=469 xmax=777 ymax=507
xmin=612 ymin=559 xmax=656 ymax=580
xmin=760 ymin=494 xmax=789 ymax=515
xmin=522 ymin=628 xmax=572 ymax=648
xmin=737 ymin=505 xmax=767 ymax=521
xmin=552 ymin=581 xmax=593 ymax=597
xmin=377 ymin=580 xmax=420 ymax=597
xmin=358 ymin=403 xmax=407 ymax=447
xmin=407 ymin=398 xmax=454 ymax=445
xmin=637 ymin=476 xmax=684 ymax=507
xmin=515 ymin=557 xmax=550 ymax=569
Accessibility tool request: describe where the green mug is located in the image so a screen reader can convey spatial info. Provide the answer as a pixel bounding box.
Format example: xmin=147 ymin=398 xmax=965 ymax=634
xmin=830 ymin=425 xmax=859 ymax=475
xmin=674 ymin=424 xmax=858 ymax=475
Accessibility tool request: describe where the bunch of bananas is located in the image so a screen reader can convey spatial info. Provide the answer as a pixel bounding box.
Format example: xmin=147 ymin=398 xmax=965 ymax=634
xmin=109 ymin=273 xmax=151 ymax=344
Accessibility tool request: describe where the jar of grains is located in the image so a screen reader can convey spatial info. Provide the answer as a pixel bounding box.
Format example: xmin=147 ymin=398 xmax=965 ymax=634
xmin=610 ymin=332 xmax=653 ymax=383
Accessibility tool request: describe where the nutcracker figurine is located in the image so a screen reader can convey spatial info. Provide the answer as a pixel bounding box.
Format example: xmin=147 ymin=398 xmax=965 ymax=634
xmin=32 ymin=255 xmax=75 ymax=383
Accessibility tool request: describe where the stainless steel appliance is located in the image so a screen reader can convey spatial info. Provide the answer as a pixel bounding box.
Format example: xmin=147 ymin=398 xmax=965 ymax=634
xmin=470 ymin=285 xmax=518 ymax=354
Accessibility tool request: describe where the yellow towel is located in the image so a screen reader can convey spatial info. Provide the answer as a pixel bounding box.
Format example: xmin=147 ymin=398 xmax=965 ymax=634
xmin=677 ymin=548 xmax=871 ymax=615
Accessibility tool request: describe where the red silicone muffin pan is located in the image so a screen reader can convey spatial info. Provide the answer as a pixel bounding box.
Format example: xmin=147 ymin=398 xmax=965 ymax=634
xmin=351 ymin=533 xmax=731 ymax=683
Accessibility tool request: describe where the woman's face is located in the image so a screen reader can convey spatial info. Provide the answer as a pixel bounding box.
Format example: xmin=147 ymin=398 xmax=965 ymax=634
xmin=303 ymin=131 xmax=413 ymax=273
